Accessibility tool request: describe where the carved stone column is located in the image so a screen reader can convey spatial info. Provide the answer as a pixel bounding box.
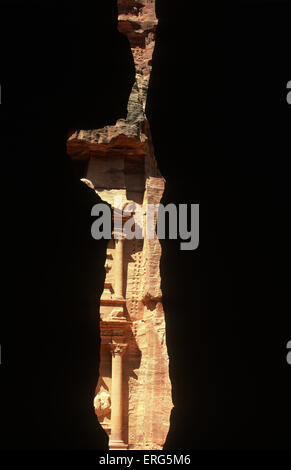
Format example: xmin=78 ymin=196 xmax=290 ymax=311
xmin=109 ymin=342 xmax=128 ymax=450
xmin=114 ymin=237 xmax=125 ymax=299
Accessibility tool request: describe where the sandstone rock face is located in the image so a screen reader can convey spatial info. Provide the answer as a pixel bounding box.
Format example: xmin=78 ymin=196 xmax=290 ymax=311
xmin=67 ymin=0 xmax=173 ymax=450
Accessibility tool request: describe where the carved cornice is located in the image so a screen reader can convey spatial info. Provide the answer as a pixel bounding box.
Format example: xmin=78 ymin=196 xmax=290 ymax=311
xmin=100 ymin=297 xmax=126 ymax=307
xmin=100 ymin=320 xmax=131 ymax=344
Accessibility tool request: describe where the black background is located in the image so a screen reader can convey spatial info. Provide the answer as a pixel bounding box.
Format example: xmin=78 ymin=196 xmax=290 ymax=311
xmin=0 ymin=0 xmax=291 ymax=455
xmin=148 ymin=0 xmax=291 ymax=450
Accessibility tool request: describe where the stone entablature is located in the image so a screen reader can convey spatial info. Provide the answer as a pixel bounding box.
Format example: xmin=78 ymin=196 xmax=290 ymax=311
xmin=67 ymin=0 xmax=173 ymax=450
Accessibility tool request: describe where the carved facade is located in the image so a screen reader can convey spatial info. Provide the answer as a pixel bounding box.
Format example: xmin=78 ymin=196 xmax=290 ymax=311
xmin=67 ymin=0 xmax=173 ymax=450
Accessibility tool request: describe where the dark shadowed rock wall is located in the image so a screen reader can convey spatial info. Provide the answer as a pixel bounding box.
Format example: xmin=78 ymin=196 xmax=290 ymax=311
xmin=147 ymin=0 xmax=291 ymax=450
xmin=1 ymin=0 xmax=291 ymax=454
xmin=0 ymin=0 xmax=134 ymax=450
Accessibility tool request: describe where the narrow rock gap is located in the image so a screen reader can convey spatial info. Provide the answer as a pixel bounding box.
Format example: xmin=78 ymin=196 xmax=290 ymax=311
xmin=68 ymin=0 xmax=173 ymax=451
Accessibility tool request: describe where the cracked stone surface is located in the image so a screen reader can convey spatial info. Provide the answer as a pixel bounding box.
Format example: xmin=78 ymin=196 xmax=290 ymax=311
xmin=67 ymin=0 xmax=172 ymax=450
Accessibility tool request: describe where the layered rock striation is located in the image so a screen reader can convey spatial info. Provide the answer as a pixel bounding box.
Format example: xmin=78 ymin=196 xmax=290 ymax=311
xmin=67 ymin=0 xmax=173 ymax=450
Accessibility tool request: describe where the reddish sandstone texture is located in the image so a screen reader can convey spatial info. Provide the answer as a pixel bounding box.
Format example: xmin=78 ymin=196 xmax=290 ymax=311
xmin=67 ymin=0 xmax=172 ymax=450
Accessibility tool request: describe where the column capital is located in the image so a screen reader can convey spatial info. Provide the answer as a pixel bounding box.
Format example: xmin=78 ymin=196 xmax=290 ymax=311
xmin=113 ymin=231 xmax=126 ymax=241
xmin=109 ymin=342 xmax=127 ymax=357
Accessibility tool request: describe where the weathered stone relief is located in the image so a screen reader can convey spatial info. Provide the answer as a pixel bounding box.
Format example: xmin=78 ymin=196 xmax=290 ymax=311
xmin=67 ymin=0 xmax=172 ymax=450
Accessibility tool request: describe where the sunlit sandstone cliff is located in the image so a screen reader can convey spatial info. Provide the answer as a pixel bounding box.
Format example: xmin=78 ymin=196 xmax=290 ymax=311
xmin=67 ymin=0 xmax=172 ymax=450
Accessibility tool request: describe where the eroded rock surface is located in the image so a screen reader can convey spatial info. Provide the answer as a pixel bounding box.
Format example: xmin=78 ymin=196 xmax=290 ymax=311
xmin=67 ymin=0 xmax=173 ymax=451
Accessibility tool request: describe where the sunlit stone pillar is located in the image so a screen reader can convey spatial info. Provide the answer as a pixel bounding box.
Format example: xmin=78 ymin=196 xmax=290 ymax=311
xmin=109 ymin=343 xmax=128 ymax=450
xmin=114 ymin=236 xmax=125 ymax=299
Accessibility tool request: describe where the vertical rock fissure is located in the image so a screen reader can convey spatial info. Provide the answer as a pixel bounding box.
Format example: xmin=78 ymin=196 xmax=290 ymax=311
xmin=67 ymin=0 xmax=173 ymax=450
